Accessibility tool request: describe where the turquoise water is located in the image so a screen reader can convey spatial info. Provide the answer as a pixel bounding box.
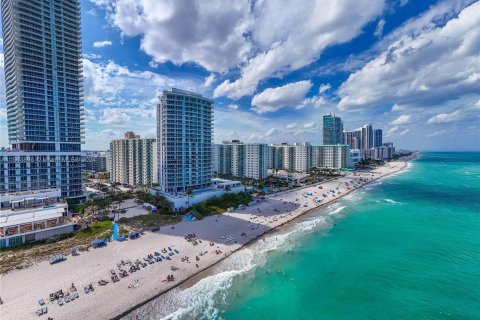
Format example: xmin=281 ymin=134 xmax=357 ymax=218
xmin=134 ymin=153 xmax=480 ymax=320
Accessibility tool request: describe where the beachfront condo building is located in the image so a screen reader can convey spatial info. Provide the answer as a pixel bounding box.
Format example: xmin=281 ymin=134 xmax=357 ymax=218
xmin=323 ymin=114 xmax=343 ymax=145
xmin=268 ymin=142 xmax=313 ymax=173
xmin=82 ymin=151 xmax=108 ymax=172
xmin=374 ymin=129 xmax=383 ymax=147
xmin=213 ymin=140 xmax=268 ymax=180
xmin=361 ymin=124 xmax=374 ymax=150
xmin=320 ymin=145 xmax=350 ymax=169
xmin=311 ymin=145 xmax=351 ymax=169
xmin=157 ymin=88 xmax=213 ymax=193
xmin=0 ymin=0 xmax=84 ymax=200
xmin=110 ymin=132 xmax=157 ymax=186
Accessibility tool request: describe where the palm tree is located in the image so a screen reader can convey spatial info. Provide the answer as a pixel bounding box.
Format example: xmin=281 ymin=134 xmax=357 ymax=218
xmin=186 ymin=187 xmax=193 ymax=208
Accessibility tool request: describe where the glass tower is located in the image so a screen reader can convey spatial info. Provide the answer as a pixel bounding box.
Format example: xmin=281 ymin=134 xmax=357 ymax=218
xmin=323 ymin=114 xmax=343 ymax=145
xmin=0 ymin=0 xmax=84 ymax=199
xmin=374 ymin=129 xmax=383 ymax=148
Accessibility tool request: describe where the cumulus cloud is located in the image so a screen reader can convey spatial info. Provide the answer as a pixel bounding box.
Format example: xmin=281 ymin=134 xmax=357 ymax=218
xmin=93 ymin=40 xmax=113 ymax=48
xmin=227 ymin=104 xmax=239 ymax=110
xmin=427 ymin=110 xmax=464 ymax=124
xmin=338 ymin=1 xmax=480 ymax=112
xmin=303 ymin=122 xmax=316 ymax=129
xmin=204 ymin=73 xmax=216 ymax=88
xmin=389 ymin=114 xmax=411 ymax=125
xmin=83 ymin=58 xmax=200 ymax=107
xmin=374 ymin=19 xmax=386 ymax=37
xmin=318 ymin=84 xmax=332 ymax=94
xmin=214 ymin=0 xmax=385 ymax=99
xmin=92 ymin=1 xmax=384 ymax=99
xmin=106 ymin=0 xmax=251 ymax=73
xmin=251 ymin=80 xmax=312 ymax=114
xmin=386 ymin=126 xmax=399 ymax=136
xmin=428 ymin=130 xmax=447 ymax=137
xmin=99 ymin=108 xmax=131 ymax=125
xmin=286 ymin=123 xmax=297 ymax=129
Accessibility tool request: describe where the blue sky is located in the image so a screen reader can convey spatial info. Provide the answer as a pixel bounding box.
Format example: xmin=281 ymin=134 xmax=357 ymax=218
xmin=0 ymin=0 xmax=479 ymax=151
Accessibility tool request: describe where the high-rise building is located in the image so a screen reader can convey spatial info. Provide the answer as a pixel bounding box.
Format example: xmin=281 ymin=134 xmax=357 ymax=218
xmin=374 ymin=129 xmax=383 ymax=148
xmin=293 ymin=142 xmax=311 ymax=173
xmin=110 ymin=132 xmax=157 ymax=186
xmin=321 ymin=145 xmax=350 ymax=169
xmin=213 ymin=140 xmax=268 ymax=180
xmin=0 ymin=0 xmax=84 ymax=200
xmin=157 ymin=88 xmax=213 ymax=193
xmin=353 ymin=129 xmax=362 ymax=149
xmin=361 ymin=124 xmax=373 ymax=150
xmin=323 ymin=114 xmax=343 ymax=145
xmin=343 ymin=131 xmax=353 ymax=148
xmin=82 ymin=151 xmax=108 ymax=172
xmin=268 ymin=143 xmax=311 ymax=173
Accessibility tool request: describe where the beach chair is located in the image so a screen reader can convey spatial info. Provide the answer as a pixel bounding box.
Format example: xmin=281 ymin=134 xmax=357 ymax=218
xmin=38 ymin=299 xmax=45 ymax=306
xmin=57 ymin=299 xmax=64 ymax=306
xmin=36 ymin=308 xmax=43 ymax=316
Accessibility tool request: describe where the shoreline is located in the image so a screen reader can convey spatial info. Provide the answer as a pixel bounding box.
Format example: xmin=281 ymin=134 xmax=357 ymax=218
xmin=0 ymin=158 xmax=414 ymax=320
xmin=118 ymin=159 xmax=413 ymax=319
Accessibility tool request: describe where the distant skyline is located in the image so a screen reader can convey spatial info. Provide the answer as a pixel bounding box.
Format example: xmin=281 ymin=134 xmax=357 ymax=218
xmin=1 ymin=0 xmax=479 ymax=151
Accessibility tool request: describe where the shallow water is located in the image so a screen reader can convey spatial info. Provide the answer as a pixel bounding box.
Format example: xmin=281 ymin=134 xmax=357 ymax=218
xmin=134 ymin=152 xmax=480 ymax=320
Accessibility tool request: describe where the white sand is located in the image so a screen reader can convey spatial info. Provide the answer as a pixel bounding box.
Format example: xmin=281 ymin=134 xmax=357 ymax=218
xmin=0 ymin=161 xmax=407 ymax=320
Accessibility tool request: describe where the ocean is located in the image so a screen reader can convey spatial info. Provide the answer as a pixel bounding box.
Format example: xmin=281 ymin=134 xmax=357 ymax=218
xmin=133 ymin=152 xmax=480 ymax=320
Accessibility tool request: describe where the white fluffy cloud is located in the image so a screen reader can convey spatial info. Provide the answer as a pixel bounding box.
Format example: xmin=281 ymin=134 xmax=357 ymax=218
xmin=319 ymin=84 xmax=332 ymax=94
xmin=108 ymin=0 xmax=251 ymax=73
xmin=99 ymin=108 xmax=131 ymax=125
xmin=250 ymin=81 xmax=312 ymax=114
xmin=389 ymin=114 xmax=411 ymax=125
xmin=214 ymin=0 xmax=385 ymax=99
xmin=303 ymin=122 xmax=316 ymax=129
xmin=286 ymin=123 xmax=297 ymax=129
xmin=92 ymin=0 xmax=386 ymax=99
xmin=227 ymin=104 xmax=239 ymax=110
xmin=338 ymin=1 xmax=480 ymax=111
xmin=83 ymin=58 xmax=200 ymax=107
xmin=204 ymin=73 xmax=216 ymax=88
xmin=93 ymin=40 xmax=112 ymax=48
xmin=374 ymin=19 xmax=386 ymax=38
xmin=427 ymin=110 xmax=464 ymax=124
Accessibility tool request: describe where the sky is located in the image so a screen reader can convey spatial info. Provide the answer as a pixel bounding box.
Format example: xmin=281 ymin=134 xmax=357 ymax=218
xmin=0 ymin=0 xmax=479 ymax=151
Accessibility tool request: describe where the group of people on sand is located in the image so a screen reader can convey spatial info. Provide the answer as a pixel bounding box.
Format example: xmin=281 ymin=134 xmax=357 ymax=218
xmin=163 ymin=275 xmax=175 ymax=282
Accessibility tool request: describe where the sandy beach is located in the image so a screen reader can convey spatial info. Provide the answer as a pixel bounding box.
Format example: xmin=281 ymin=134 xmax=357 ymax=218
xmin=0 ymin=161 xmax=408 ymax=320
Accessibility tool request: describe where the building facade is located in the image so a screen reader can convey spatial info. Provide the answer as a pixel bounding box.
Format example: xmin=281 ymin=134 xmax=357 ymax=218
xmin=1 ymin=0 xmax=84 ymax=200
xmin=323 ymin=114 xmax=343 ymax=145
xmin=321 ymin=145 xmax=350 ymax=169
xmin=374 ymin=129 xmax=383 ymax=148
xmin=110 ymin=132 xmax=157 ymax=186
xmin=83 ymin=151 xmax=107 ymax=172
xmin=361 ymin=124 xmax=374 ymax=150
xmin=213 ymin=140 xmax=268 ymax=180
xmin=0 ymin=189 xmax=74 ymax=248
xmin=157 ymin=88 xmax=213 ymax=193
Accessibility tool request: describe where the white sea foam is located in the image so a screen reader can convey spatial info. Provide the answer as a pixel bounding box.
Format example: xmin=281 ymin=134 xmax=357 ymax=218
xmin=134 ymin=203 xmax=346 ymax=319
xmin=383 ymin=198 xmax=400 ymax=204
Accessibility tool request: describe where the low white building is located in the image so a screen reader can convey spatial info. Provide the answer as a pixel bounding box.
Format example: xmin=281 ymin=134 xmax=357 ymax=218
xmin=0 ymin=189 xmax=74 ymax=248
xmin=149 ymin=178 xmax=244 ymax=210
